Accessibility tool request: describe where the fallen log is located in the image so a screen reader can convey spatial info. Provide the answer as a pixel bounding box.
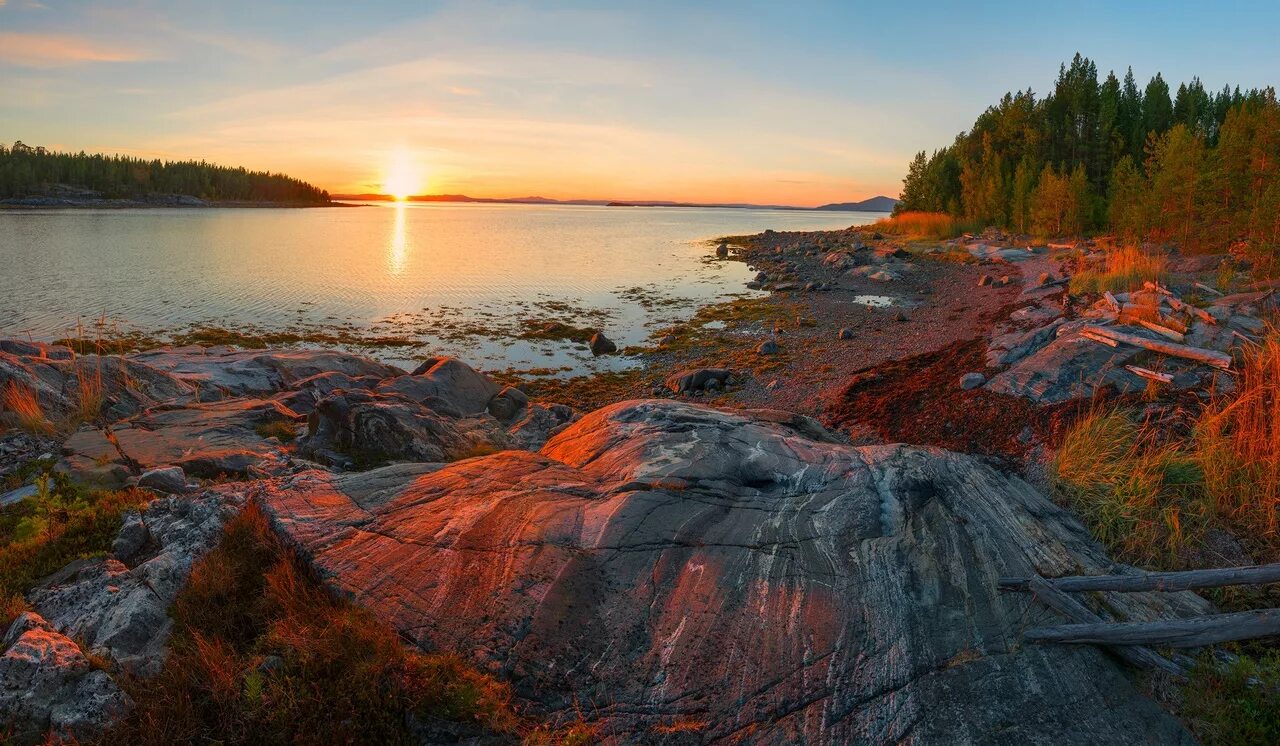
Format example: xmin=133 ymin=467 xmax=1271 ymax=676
xmin=1001 ymin=562 xmax=1280 ymax=593
xmin=1103 ymin=291 xmax=1121 ymax=313
xmin=1138 ymin=319 xmax=1185 ymax=343
xmin=1081 ymin=325 xmax=1232 ymax=369
xmin=1024 ymin=577 xmax=1186 ymax=676
xmin=1126 ymin=365 xmax=1174 ymax=384
xmin=1194 ymin=282 xmax=1224 ymax=297
xmin=1166 ymin=296 xmax=1217 ymax=325
xmin=1080 ymin=330 xmax=1119 ymax=347
xmin=1025 ymin=608 xmax=1280 ymax=648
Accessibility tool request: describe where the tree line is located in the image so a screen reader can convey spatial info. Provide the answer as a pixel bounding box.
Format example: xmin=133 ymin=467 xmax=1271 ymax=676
xmin=0 ymin=142 xmax=330 ymax=204
xmin=896 ymin=54 xmax=1280 ymax=250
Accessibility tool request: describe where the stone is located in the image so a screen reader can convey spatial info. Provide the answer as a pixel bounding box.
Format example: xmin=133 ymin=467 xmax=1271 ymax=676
xmin=1038 ymin=272 xmax=1052 ymax=286
xmin=507 ymin=403 xmax=580 ymax=450
xmin=257 ymin=400 xmax=1204 ymax=744
xmin=838 ymin=328 xmax=855 ymax=340
xmin=998 ymin=275 xmax=1012 ymax=286
xmin=664 ymin=368 xmax=732 ymax=394
xmin=715 ymin=242 xmax=729 ymax=258
xmin=588 ymin=332 xmax=617 ymax=356
xmin=756 ymin=339 xmax=780 ymax=355
xmin=978 ymin=274 xmax=992 ymax=287
xmin=895 ymin=310 xmax=909 ymax=322
xmin=130 ymin=347 xmax=399 ymax=398
xmin=959 ymin=372 xmax=987 ymax=390
xmin=867 ymin=270 xmax=894 ymax=282
xmin=137 ymin=466 xmax=191 ymax=495
xmin=985 ymin=326 xmax=1147 ymax=404
xmin=382 ymin=357 xmax=501 ymax=416
xmin=0 ymin=612 xmax=133 ymax=742
xmin=110 ymin=512 xmax=150 ymax=564
xmin=0 ymin=349 xmax=193 ymax=425
xmin=486 ymin=386 xmax=530 ymax=423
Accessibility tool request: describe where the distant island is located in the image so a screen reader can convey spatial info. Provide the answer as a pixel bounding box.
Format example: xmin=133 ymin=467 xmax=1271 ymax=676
xmin=0 ymin=142 xmax=331 ymax=207
xmin=333 ymin=192 xmax=899 ymax=212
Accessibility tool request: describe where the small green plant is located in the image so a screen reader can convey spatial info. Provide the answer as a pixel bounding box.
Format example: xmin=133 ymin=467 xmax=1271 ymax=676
xmin=1180 ymin=649 xmax=1280 ymax=744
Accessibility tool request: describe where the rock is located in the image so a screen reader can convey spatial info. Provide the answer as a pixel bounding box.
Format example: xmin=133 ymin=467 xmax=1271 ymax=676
xmin=137 ymin=466 xmax=191 ymax=495
xmin=838 ymin=328 xmax=855 ymax=340
xmin=0 ymin=348 xmax=193 ymax=425
xmin=959 ymin=372 xmax=987 ymax=390
xmin=766 ymin=379 xmax=782 ymax=391
xmin=895 ymin=310 xmax=909 ymax=322
xmin=110 ymin=511 xmax=149 ymax=564
xmin=986 ymin=318 xmax=1066 ymax=368
xmin=978 ymin=274 xmax=992 ymax=287
xmin=507 ymin=403 xmax=579 ymax=450
xmin=588 ymin=332 xmax=617 ymax=356
xmin=26 ymin=488 xmax=245 ymax=678
xmin=258 ymin=400 xmax=1203 ymax=743
xmin=715 ymin=242 xmax=729 ymax=258
xmin=985 ymin=326 xmax=1146 ymax=403
xmin=867 ymin=270 xmax=894 ymax=282
xmin=382 ymin=357 xmax=501 ymax=416
xmin=664 ymin=368 xmax=732 ymax=394
xmin=1038 ymin=272 xmax=1052 ymax=286
xmin=0 ymin=484 xmax=37 ymax=508
xmin=998 ymin=275 xmax=1012 ymax=286
xmin=486 ymin=386 xmax=529 ymax=423
xmin=130 ymin=347 xmax=399 ymax=399
xmin=0 ymin=612 xmax=134 ymax=742
xmin=756 ymin=339 xmax=780 ymax=355
xmin=300 ymin=389 xmax=508 ymax=467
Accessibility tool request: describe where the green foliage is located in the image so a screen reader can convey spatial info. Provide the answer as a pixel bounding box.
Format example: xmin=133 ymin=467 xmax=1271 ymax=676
xmin=1181 ymin=650 xmax=1280 ymax=744
xmin=0 ymin=142 xmax=329 ymax=203
xmin=895 ymin=55 xmax=1280 ymax=248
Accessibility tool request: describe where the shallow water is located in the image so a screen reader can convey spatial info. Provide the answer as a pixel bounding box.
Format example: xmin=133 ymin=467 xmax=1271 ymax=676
xmin=0 ymin=202 xmax=881 ymax=374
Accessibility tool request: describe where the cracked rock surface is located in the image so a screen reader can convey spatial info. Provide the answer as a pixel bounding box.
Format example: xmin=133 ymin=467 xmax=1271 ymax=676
xmin=258 ymin=399 xmax=1204 ymax=744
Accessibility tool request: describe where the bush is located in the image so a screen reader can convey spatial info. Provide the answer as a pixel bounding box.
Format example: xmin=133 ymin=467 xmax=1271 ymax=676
xmin=869 ymin=211 xmax=971 ymax=240
xmin=1068 ymin=245 xmax=1168 ymax=295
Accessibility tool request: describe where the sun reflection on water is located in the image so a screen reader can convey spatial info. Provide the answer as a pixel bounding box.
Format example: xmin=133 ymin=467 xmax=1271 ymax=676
xmin=388 ymin=201 xmax=408 ymax=275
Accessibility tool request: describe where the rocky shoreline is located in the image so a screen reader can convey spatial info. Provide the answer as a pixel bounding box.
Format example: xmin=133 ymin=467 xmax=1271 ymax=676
xmin=0 ymin=224 xmax=1268 ymax=743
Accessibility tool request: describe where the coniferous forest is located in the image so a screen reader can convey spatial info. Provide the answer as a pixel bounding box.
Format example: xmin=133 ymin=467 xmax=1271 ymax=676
xmin=0 ymin=142 xmax=330 ymax=204
xmin=895 ymin=54 xmax=1280 ymax=251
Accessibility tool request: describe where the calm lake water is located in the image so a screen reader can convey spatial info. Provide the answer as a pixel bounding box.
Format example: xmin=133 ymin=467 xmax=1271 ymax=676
xmin=0 ymin=202 xmax=880 ymax=374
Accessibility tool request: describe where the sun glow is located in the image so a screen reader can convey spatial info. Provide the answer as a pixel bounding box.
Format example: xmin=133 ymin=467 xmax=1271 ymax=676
xmin=381 ymin=149 xmax=424 ymax=200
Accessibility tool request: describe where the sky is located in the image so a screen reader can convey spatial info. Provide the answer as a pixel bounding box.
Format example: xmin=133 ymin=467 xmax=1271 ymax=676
xmin=3 ymin=1 xmax=1280 ymax=206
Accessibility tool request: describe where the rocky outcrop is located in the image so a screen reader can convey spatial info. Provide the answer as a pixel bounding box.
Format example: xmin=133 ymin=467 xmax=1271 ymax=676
xmin=379 ymin=356 xmax=500 ymax=416
xmin=0 ymin=612 xmax=134 ymax=743
xmin=130 ymin=346 xmax=400 ymax=399
xmin=26 ymin=489 xmax=246 ymax=677
xmin=0 ymin=351 xmax=193 ymax=424
xmin=258 ymin=400 xmax=1203 ymax=744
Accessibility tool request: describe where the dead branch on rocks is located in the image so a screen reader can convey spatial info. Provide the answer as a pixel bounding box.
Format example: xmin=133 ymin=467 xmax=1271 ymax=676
xmin=1081 ymin=325 xmax=1232 ymax=369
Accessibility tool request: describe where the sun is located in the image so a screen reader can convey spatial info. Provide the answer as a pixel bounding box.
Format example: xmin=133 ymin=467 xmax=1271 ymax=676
xmin=381 ymin=150 xmax=423 ymax=201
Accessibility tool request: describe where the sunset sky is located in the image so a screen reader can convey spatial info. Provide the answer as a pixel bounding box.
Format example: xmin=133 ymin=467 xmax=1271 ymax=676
xmin=4 ymin=1 xmax=1280 ymax=205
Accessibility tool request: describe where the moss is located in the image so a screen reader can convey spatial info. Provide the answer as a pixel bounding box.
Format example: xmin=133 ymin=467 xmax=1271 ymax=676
xmin=253 ymin=420 xmax=297 ymax=443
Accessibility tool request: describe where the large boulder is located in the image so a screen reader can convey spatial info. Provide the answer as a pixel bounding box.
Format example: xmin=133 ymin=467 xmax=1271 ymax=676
xmin=0 ymin=612 xmax=133 ymax=743
xmin=257 ymin=400 xmax=1203 ymax=744
xmin=0 ymin=349 xmax=193 ymax=425
xmin=377 ymin=357 xmax=500 ymax=416
xmin=129 ymin=347 xmax=400 ymax=398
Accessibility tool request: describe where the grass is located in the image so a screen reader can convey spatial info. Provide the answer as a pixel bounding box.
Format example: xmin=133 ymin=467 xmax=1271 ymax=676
xmin=1052 ymin=408 xmax=1209 ymax=568
xmin=1 ymin=382 xmax=52 ymax=435
xmin=103 ymin=503 xmax=534 ymax=745
xmin=1180 ymin=649 xmax=1280 ymax=744
xmin=253 ymin=420 xmax=298 ymax=443
xmin=0 ymin=465 xmax=146 ymax=629
xmin=1196 ymin=333 xmax=1280 ymax=544
xmin=867 ymin=211 xmax=973 ymax=240
xmin=75 ymin=360 xmax=105 ymax=424
xmin=1068 ymin=245 xmax=1169 ymax=295
xmin=171 ymin=325 xmax=417 ymax=349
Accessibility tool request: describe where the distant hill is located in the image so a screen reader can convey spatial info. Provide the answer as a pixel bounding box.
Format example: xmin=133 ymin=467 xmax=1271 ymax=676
xmin=815 ymin=196 xmax=899 ymax=212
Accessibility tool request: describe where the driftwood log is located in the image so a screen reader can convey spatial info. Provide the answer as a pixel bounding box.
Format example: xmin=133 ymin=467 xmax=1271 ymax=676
xmin=1001 ymin=562 xmax=1280 ymax=594
xmin=1081 ymin=325 xmax=1232 ymax=369
xmin=1025 ymin=609 xmax=1280 ymax=648
xmin=1024 ymin=577 xmax=1187 ymax=676
xmin=1125 ymin=365 xmax=1174 ymax=384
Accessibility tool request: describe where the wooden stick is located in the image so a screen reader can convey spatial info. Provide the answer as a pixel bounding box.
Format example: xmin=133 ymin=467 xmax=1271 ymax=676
xmin=1080 ymin=330 xmax=1119 ymax=347
xmin=1138 ymin=319 xmax=1185 ymax=343
xmin=1166 ymin=296 xmax=1217 ymax=325
xmin=1024 ymin=608 xmax=1280 ymax=648
xmin=1001 ymin=562 xmax=1280 ymax=593
xmin=1103 ymin=291 xmax=1121 ymax=313
xmin=1081 ymin=325 xmax=1232 ymax=369
xmin=1024 ymin=577 xmax=1187 ymax=676
xmin=1233 ymin=329 xmax=1261 ymax=348
xmin=1143 ymin=280 xmax=1174 ymax=297
xmin=1194 ymin=282 xmax=1224 ymax=297
xmin=1126 ymin=365 xmax=1174 ymax=384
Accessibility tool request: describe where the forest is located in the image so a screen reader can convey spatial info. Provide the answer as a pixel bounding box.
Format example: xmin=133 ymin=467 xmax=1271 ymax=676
xmin=0 ymin=142 xmax=330 ymax=204
xmin=895 ymin=54 xmax=1280 ymax=251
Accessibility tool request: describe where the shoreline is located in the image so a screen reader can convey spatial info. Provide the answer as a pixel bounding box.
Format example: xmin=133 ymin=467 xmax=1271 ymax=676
xmin=0 ymin=199 xmax=356 ymax=210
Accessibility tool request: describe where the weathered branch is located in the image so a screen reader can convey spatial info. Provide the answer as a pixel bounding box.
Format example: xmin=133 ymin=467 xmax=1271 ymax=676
xmin=1025 ymin=609 xmax=1280 ymax=648
xmin=1001 ymin=562 xmax=1280 ymax=594
xmin=1125 ymin=365 xmax=1173 ymax=384
xmin=1081 ymin=325 xmax=1232 ymax=369
xmin=1024 ymin=577 xmax=1187 ymax=676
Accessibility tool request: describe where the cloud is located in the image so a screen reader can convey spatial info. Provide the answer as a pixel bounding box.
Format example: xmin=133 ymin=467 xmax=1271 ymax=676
xmin=0 ymin=32 xmax=148 ymax=68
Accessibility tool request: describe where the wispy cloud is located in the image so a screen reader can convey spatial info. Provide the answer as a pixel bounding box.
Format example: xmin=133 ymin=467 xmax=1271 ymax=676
xmin=0 ymin=32 xmax=148 ymax=68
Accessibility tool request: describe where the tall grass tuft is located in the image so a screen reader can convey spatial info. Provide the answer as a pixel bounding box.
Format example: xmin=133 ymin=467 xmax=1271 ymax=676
xmin=1 ymin=382 xmax=52 ymax=435
xmin=871 ymin=211 xmax=971 ymax=240
xmin=1069 ymin=245 xmax=1168 ymax=295
xmin=1052 ymin=408 xmax=1208 ymax=567
xmin=1197 ymin=333 xmax=1280 ymax=539
xmin=75 ymin=361 xmax=105 ymax=424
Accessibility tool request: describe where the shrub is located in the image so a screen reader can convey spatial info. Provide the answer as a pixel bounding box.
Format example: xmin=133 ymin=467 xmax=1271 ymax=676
xmin=869 ymin=211 xmax=971 ymax=240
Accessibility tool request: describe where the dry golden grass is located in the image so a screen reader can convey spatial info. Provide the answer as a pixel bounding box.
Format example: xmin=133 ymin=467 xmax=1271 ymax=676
xmin=1069 ymin=245 xmax=1169 ymax=295
xmin=1197 ymin=332 xmax=1280 ymax=541
xmin=870 ymin=211 xmax=969 ymax=240
xmin=75 ymin=362 xmax=105 ymax=424
xmin=1 ymin=382 xmax=51 ymax=435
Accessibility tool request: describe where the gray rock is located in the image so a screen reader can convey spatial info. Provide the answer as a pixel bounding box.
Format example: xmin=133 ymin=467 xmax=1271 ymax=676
xmin=110 ymin=512 xmax=150 ymax=564
xmin=665 ymin=368 xmax=732 ymax=394
xmin=985 ymin=328 xmax=1146 ymax=403
xmin=130 ymin=347 xmax=399 ymax=399
xmin=0 ymin=612 xmax=133 ymax=743
xmin=258 ymin=400 xmax=1203 ymax=744
xmin=756 ymin=339 xmax=780 ymax=355
xmin=715 ymin=241 xmax=729 ymax=258
xmin=0 ymin=484 xmax=37 ymax=508
xmin=978 ymin=274 xmax=993 ymax=287
xmin=960 ymin=372 xmax=987 ymax=390
xmin=381 ymin=357 xmax=500 ymax=416
xmin=507 ymin=403 xmax=580 ymax=450
xmin=137 ymin=466 xmax=191 ymax=495
xmin=487 ymin=386 xmax=529 ymax=423
xmin=588 ymin=332 xmax=617 ymax=356
xmin=838 ymin=328 xmax=855 ymax=340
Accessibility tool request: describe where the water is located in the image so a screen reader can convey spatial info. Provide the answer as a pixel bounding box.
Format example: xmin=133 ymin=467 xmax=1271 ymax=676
xmin=0 ymin=202 xmax=881 ymax=374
